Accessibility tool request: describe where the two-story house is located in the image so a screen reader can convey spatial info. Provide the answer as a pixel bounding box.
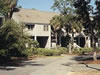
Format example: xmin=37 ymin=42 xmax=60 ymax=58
xmin=12 ymin=8 xmax=59 ymax=48
xmin=12 ymin=8 xmax=100 ymax=49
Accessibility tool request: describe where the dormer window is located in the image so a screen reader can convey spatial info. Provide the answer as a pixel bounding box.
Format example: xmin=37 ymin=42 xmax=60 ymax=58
xmin=26 ymin=24 xmax=35 ymax=30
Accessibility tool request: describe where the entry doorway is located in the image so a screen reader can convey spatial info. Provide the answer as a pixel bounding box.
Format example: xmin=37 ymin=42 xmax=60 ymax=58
xmin=37 ymin=37 xmax=48 ymax=48
xmin=75 ymin=37 xmax=85 ymax=47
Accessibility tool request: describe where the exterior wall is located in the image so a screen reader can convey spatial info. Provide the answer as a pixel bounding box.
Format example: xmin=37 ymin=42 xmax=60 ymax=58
xmin=45 ymin=25 xmax=51 ymax=49
xmin=64 ymin=31 xmax=92 ymax=48
xmin=24 ymin=24 xmax=50 ymax=36
xmin=51 ymin=42 xmax=56 ymax=48
xmin=24 ymin=26 xmax=35 ymax=36
xmin=12 ymin=15 xmax=52 ymax=48
xmin=85 ymin=37 xmax=91 ymax=48
xmin=24 ymin=24 xmax=51 ymax=49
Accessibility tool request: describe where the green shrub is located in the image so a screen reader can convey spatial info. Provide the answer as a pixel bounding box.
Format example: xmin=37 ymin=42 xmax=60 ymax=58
xmin=0 ymin=20 xmax=28 ymax=57
xmin=22 ymin=48 xmax=34 ymax=57
xmin=52 ymin=50 xmax=61 ymax=56
xmin=35 ymin=48 xmax=62 ymax=56
xmin=73 ymin=48 xmax=93 ymax=54
xmin=23 ymin=40 xmax=39 ymax=57
xmin=28 ymin=40 xmax=39 ymax=48
xmin=56 ymin=47 xmax=68 ymax=54
xmin=0 ymin=49 xmax=7 ymax=56
xmin=96 ymin=47 xmax=100 ymax=52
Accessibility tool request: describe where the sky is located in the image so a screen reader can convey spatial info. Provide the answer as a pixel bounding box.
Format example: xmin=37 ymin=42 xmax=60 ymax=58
xmin=18 ymin=0 xmax=96 ymax=12
xmin=18 ymin=0 xmax=54 ymax=12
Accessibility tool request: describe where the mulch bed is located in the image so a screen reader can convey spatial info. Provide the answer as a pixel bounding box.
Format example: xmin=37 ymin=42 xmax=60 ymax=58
xmin=79 ymin=60 xmax=100 ymax=64
xmin=75 ymin=52 xmax=100 ymax=64
xmin=69 ymin=71 xmax=100 ymax=75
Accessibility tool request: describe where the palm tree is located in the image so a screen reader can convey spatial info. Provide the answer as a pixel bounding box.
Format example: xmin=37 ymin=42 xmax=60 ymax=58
xmin=64 ymin=14 xmax=83 ymax=53
xmin=50 ymin=15 xmax=64 ymax=45
xmin=50 ymin=14 xmax=83 ymax=53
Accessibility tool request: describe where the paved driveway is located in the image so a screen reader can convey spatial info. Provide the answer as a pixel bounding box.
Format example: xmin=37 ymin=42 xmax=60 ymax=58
xmin=0 ymin=55 xmax=100 ymax=75
xmin=0 ymin=56 xmax=63 ymax=75
xmin=30 ymin=55 xmax=77 ymax=75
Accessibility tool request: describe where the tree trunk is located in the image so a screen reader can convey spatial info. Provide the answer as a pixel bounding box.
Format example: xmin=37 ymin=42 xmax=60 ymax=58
xmin=91 ymin=30 xmax=97 ymax=61
xmin=93 ymin=51 xmax=97 ymax=61
xmin=59 ymin=35 xmax=61 ymax=46
xmin=71 ymin=32 xmax=74 ymax=52
xmin=69 ymin=42 xmax=72 ymax=54
xmin=55 ymin=32 xmax=58 ymax=46
xmin=69 ymin=32 xmax=74 ymax=54
xmin=93 ymin=39 xmax=97 ymax=61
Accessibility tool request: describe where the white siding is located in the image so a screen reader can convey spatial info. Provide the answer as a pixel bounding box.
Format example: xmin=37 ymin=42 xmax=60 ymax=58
xmin=24 ymin=24 xmax=50 ymax=36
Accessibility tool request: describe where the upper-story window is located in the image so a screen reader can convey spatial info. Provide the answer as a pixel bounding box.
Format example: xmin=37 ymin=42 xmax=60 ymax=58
xmin=44 ymin=25 xmax=48 ymax=31
xmin=26 ymin=24 xmax=35 ymax=30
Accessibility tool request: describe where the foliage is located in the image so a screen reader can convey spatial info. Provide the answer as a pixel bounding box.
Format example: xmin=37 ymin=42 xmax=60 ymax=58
xmin=73 ymin=0 xmax=99 ymax=60
xmin=28 ymin=40 xmax=39 ymax=48
xmin=73 ymin=48 xmax=93 ymax=54
xmin=50 ymin=14 xmax=83 ymax=31
xmin=33 ymin=48 xmax=62 ymax=56
xmin=0 ymin=0 xmax=18 ymax=18
xmin=0 ymin=49 xmax=7 ymax=56
xmin=32 ymin=47 xmax=68 ymax=56
xmin=50 ymin=15 xmax=64 ymax=31
xmin=22 ymin=48 xmax=34 ymax=57
xmin=56 ymin=47 xmax=69 ymax=54
xmin=23 ymin=40 xmax=39 ymax=57
xmin=74 ymin=0 xmax=94 ymax=36
xmin=51 ymin=0 xmax=83 ymax=54
xmin=51 ymin=0 xmax=75 ymax=15
xmin=50 ymin=13 xmax=83 ymax=54
xmin=73 ymin=47 xmax=100 ymax=54
xmin=94 ymin=0 xmax=100 ymax=37
xmin=31 ymin=40 xmax=39 ymax=48
xmin=95 ymin=47 xmax=100 ymax=52
xmin=63 ymin=14 xmax=83 ymax=33
xmin=0 ymin=20 xmax=28 ymax=57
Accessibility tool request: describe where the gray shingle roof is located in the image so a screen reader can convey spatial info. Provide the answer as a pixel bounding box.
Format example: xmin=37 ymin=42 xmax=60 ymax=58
xmin=12 ymin=8 xmax=59 ymax=24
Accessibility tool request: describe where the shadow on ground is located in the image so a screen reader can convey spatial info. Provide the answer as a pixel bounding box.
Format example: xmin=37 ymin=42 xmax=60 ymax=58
xmin=72 ymin=54 xmax=100 ymax=71
xmin=72 ymin=54 xmax=100 ymax=61
xmin=61 ymin=54 xmax=100 ymax=71
xmin=0 ymin=57 xmax=45 ymax=71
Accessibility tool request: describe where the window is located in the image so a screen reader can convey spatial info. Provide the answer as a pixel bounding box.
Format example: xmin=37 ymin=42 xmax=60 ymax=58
xmin=44 ymin=25 xmax=48 ymax=31
xmin=26 ymin=24 xmax=34 ymax=30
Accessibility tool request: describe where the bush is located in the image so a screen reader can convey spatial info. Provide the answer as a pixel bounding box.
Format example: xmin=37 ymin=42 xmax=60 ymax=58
xmin=0 ymin=49 xmax=7 ymax=56
xmin=96 ymin=47 xmax=100 ymax=52
xmin=23 ymin=40 xmax=39 ymax=57
xmin=22 ymin=48 xmax=33 ymax=57
xmin=56 ymin=47 xmax=68 ymax=54
xmin=35 ymin=48 xmax=62 ymax=56
xmin=0 ymin=20 xmax=28 ymax=57
xmin=28 ymin=40 xmax=39 ymax=48
xmin=73 ymin=48 xmax=93 ymax=54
